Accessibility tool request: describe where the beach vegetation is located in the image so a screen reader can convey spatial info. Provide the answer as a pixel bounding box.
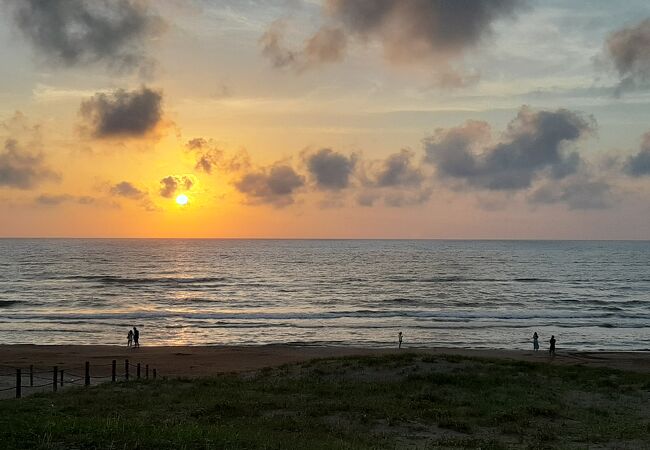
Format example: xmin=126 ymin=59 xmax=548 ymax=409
xmin=1 ymin=353 xmax=649 ymax=449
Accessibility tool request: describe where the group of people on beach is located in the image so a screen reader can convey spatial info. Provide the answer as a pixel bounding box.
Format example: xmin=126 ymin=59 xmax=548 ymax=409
xmin=126 ymin=327 xmax=555 ymax=355
xmin=396 ymin=330 xmax=557 ymax=357
xmin=533 ymin=332 xmax=556 ymax=357
xmin=127 ymin=327 xmax=140 ymax=348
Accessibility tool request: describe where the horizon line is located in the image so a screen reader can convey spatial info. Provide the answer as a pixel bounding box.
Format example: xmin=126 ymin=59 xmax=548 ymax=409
xmin=1 ymin=237 xmax=649 ymax=242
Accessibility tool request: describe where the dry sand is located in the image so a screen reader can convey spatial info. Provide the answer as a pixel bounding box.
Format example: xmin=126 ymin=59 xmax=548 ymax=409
xmin=2 ymin=345 xmax=649 ymax=378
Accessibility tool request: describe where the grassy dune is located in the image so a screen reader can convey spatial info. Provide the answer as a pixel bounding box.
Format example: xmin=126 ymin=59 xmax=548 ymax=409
xmin=1 ymin=353 xmax=649 ymax=449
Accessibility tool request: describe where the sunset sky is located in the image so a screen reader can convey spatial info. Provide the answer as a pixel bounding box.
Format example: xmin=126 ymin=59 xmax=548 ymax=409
xmin=1 ymin=0 xmax=649 ymax=238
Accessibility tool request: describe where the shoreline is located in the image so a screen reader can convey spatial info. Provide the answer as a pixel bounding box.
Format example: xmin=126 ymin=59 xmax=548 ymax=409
xmin=2 ymin=345 xmax=649 ymax=376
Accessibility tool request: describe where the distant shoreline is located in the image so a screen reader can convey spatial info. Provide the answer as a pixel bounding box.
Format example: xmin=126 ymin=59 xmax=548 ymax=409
xmin=2 ymin=345 xmax=649 ymax=376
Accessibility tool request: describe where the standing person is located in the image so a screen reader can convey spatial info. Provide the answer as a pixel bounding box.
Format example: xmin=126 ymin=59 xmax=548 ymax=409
xmin=533 ymin=332 xmax=539 ymax=351
xmin=549 ymin=335 xmax=556 ymax=358
xmin=133 ymin=326 xmax=140 ymax=348
xmin=398 ymin=331 xmax=403 ymax=349
xmin=127 ymin=329 xmax=133 ymax=348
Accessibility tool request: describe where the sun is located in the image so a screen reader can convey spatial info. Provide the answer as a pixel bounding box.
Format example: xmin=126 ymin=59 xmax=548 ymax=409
xmin=175 ymin=194 xmax=189 ymax=206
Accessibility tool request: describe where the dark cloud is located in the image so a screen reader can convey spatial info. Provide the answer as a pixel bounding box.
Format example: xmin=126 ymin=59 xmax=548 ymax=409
xmin=373 ymin=149 xmax=423 ymax=187
xmin=185 ymin=138 xmax=250 ymax=174
xmin=356 ymin=149 xmax=430 ymax=206
xmin=260 ymin=0 xmax=524 ymax=74
xmin=262 ymin=0 xmax=522 ymax=75
xmin=159 ymin=175 xmax=194 ymax=198
xmin=109 ymin=181 xmax=145 ymax=199
xmin=35 ymin=194 xmax=96 ymax=206
xmin=6 ymin=0 xmax=164 ymax=74
xmin=530 ymin=178 xmax=613 ymax=210
xmin=326 ymin=0 xmax=522 ymax=62
xmin=234 ymin=164 xmax=304 ymax=207
xmin=603 ymin=18 xmax=650 ymax=93
xmin=79 ymin=87 xmax=163 ymax=138
xmin=305 ymin=148 xmax=356 ymax=190
xmin=624 ymin=132 xmax=650 ymax=176
xmin=425 ymin=107 xmax=593 ymax=191
xmin=0 ymin=138 xmax=59 ymax=189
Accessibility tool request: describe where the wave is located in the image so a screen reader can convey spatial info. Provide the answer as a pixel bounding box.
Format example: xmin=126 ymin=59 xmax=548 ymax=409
xmin=4 ymin=308 xmax=649 ymax=322
xmin=385 ymin=276 xmax=555 ymax=283
xmin=0 ymin=300 xmax=19 ymax=308
xmin=513 ymin=277 xmax=553 ymax=283
xmin=61 ymin=275 xmax=230 ymax=285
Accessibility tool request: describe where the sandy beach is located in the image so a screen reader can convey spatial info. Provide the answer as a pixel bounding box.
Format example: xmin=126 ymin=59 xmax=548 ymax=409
xmin=2 ymin=345 xmax=649 ymax=378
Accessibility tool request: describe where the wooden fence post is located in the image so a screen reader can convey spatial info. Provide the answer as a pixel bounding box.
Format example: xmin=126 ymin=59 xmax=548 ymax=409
xmin=85 ymin=361 xmax=90 ymax=386
xmin=60 ymin=370 xmax=64 ymax=387
xmin=111 ymin=360 xmax=116 ymax=382
xmin=15 ymin=369 xmax=21 ymax=399
xmin=145 ymin=364 xmax=149 ymax=379
xmin=53 ymin=366 xmax=58 ymax=392
xmin=29 ymin=365 xmax=33 ymax=387
xmin=153 ymin=368 xmax=156 ymax=380
xmin=137 ymin=363 xmax=141 ymax=379
xmin=125 ymin=360 xmax=129 ymax=381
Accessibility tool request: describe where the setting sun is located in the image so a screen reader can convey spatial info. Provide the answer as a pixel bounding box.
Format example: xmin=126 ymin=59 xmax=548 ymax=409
xmin=175 ymin=194 xmax=189 ymax=206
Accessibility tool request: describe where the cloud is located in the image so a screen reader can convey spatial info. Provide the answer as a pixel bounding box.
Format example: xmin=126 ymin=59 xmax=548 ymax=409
xmin=260 ymin=20 xmax=299 ymax=69
xmin=624 ymin=132 xmax=650 ymax=176
xmin=305 ymin=148 xmax=356 ymax=190
xmin=304 ymin=26 xmax=348 ymax=64
xmin=79 ymin=87 xmax=163 ymax=138
xmin=529 ymin=178 xmax=613 ymax=210
xmin=326 ymin=0 xmax=522 ymax=62
xmin=185 ymin=138 xmax=250 ymax=174
xmin=0 ymin=138 xmax=59 ymax=190
xmin=234 ymin=164 xmax=304 ymax=207
xmin=109 ymin=181 xmax=145 ymax=199
xmin=159 ymin=175 xmax=194 ymax=198
xmin=372 ymin=149 xmax=423 ymax=188
xmin=34 ymin=194 xmax=96 ymax=206
xmin=425 ymin=106 xmax=593 ymax=191
xmin=383 ymin=188 xmax=433 ymax=207
xmin=260 ymin=20 xmax=347 ymax=72
xmin=6 ymin=0 xmax=164 ymax=74
xmin=603 ymin=18 xmax=650 ymax=93
xmin=262 ymin=0 xmax=523 ymax=76
xmin=356 ymin=191 xmax=380 ymax=207
xmin=356 ymin=149 xmax=431 ymax=207
xmin=186 ymin=138 xmax=208 ymax=151
xmin=107 ymin=180 xmax=158 ymax=211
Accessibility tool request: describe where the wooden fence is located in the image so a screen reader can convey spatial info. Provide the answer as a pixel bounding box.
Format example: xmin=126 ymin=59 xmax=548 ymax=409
xmin=0 ymin=360 xmax=158 ymax=399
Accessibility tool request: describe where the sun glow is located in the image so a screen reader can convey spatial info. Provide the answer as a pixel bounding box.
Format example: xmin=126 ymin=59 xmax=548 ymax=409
xmin=175 ymin=194 xmax=189 ymax=206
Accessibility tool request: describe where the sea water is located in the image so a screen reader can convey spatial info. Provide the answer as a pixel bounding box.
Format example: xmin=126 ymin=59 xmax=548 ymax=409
xmin=0 ymin=239 xmax=648 ymax=350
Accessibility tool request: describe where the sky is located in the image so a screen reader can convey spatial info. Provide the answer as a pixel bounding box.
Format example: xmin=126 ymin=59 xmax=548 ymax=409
xmin=0 ymin=0 xmax=649 ymax=239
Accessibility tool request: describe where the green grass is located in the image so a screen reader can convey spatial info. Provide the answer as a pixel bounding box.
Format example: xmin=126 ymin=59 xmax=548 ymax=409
xmin=1 ymin=353 xmax=649 ymax=449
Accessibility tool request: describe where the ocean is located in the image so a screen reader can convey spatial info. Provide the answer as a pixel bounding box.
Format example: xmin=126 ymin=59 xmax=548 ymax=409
xmin=0 ymin=239 xmax=648 ymax=350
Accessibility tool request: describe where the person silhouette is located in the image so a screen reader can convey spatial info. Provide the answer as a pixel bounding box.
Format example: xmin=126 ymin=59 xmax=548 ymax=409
xmin=549 ymin=335 xmax=556 ymax=358
xmin=127 ymin=329 xmax=133 ymax=348
xmin=398 ymin=331 xmax=403 ymax=349
xmin=133 ymin=326 xmax=140 ymax=348
xmin=533 ymin=332 xmax=539 ymax=351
